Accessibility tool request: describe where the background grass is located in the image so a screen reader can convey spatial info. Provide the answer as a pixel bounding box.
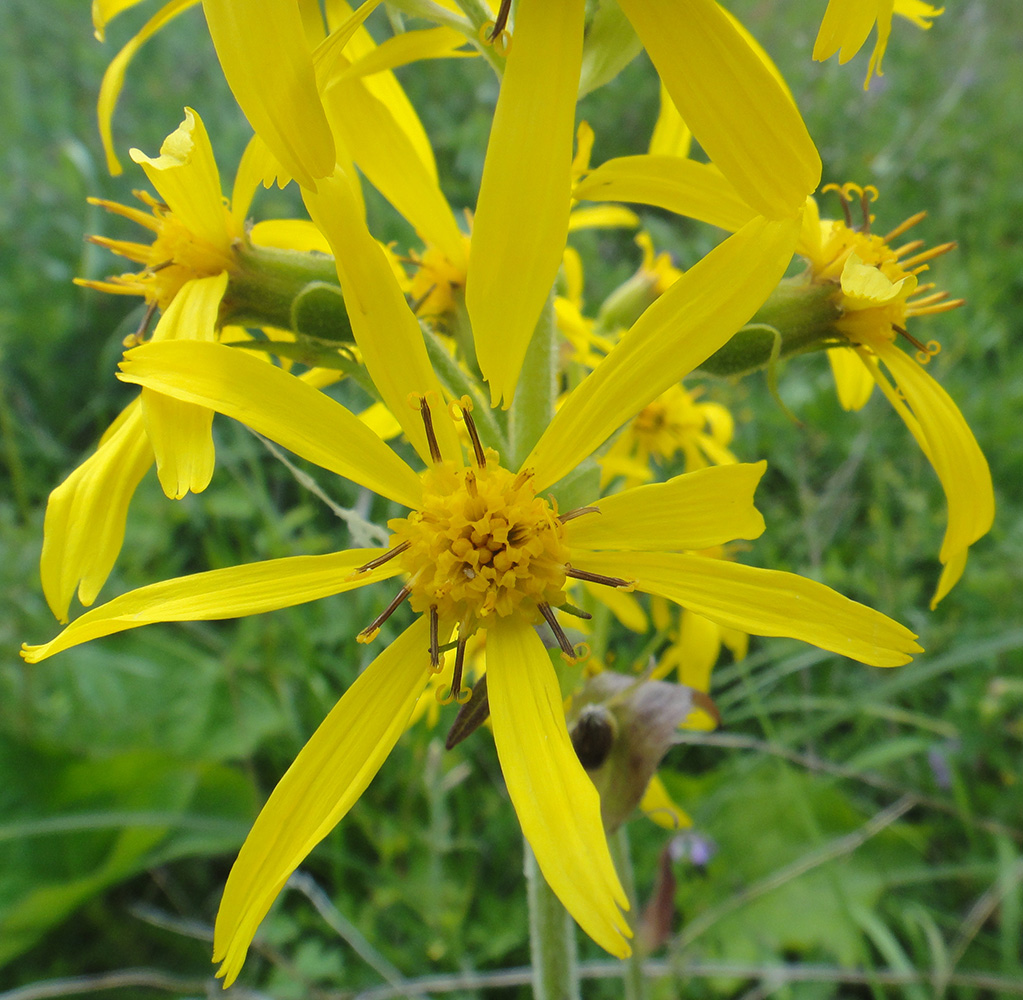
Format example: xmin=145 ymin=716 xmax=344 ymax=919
xmin=1 ymin=1 xmax=1021 ymax=997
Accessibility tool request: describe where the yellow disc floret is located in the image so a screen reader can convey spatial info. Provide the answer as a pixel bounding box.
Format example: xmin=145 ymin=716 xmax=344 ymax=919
xmin=390 ymin=457 xmax=569 ymax=626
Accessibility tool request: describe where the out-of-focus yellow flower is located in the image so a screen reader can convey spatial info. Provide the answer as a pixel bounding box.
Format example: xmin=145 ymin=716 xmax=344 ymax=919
xmin=600 ymin=385 xmax=737 ymax=489
xmin=802 ymin=183 xmax=994 ymax=605
xmin=813 ymin=0 xmax=944 ymax=89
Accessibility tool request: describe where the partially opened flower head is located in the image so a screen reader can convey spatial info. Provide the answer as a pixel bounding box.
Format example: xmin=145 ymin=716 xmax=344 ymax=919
xmin=803 ymin=183 xmax=994 ymax=605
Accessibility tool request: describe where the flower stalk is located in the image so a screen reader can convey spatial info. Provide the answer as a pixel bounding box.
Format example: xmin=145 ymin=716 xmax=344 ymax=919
xmin=697 ymin=278 xmax=840 ymax=377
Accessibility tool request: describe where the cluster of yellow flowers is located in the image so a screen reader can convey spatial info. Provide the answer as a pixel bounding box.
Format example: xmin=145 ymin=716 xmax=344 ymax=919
xmin=28 ymin=0 xmax=988 ymax=987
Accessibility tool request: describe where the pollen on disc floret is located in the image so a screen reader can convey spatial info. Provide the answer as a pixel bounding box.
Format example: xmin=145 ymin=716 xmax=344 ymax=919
xmin=390 ymin=457 xmax=570 ymax=626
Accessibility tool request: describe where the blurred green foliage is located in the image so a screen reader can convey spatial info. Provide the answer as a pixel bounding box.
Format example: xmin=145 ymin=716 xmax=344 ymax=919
xmin=1 ymin=0 xmax=1021 ymax=997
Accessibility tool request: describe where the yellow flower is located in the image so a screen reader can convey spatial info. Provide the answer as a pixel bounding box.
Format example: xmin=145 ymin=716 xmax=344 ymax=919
xmin=802 ymin=184 xmax=994 ymax=606
xmin=813 ymin=0 xmax=945 ymax=89
xmin=25 ymin=164 xmax=919 ymax=983
xmin=573 ymin=158 xmax=993 ymax=607
xmin=44 ymin=108 xmax=338 ymax=623
xmin=600 ymin=384 xmax=737 ymax=489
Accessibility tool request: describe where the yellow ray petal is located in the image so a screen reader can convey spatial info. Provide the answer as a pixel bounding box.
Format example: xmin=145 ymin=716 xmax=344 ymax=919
xmin=567 ymin=205 xmax=640 ymax=232
xmin=572 ymin=551 xmax=922 ymax=667
xmin=92 ymin=0 xmax=149 ymax=40
xmin=528 ymin=214 xmax=800 ymax=491
xmin=813 ymin=0 xmax=878 ymax=63
xmin=827 ymin=346 xmax=875 ymax=411
xmin=22 ymin=548 xmax=402 ymax=663
xmin=618 ymin=0 xmax=820 ymax=219
xmin=677 ymin=609 xmax=722 ymax=694
xmin=41 ymin=399 xmax=154 ymax=622
xmin=872 ymin=343 xmax=994 ymax=604
xmin=214 ymin=615 xmax=433 ymax=986
xmin=97 ymin=0 xmax=198 ymax=175
xmin=583 ymin=582 xmax=648 ymax=633
xmin=465 ymin=0 xmax=585 ymax=407
xmin=202 ymin=0 xmax=335 ymax=189
xmin=574 ymin=155 xmax=756 ymax=235
xmin=324 ymin=0 xmax=438 ymax=184
xmin=249 ymin=219 xmax=333 ymax=254
xmin=118 ymin=340 xmax=424 ymax=508
xmin=639 ymin=774 xmax=693 ymax=830
xmin=317 ymin=68 xmax=466 ymax=268
xmin=138 ymin=273 xmax=224 ymax=498
xmin=129 ymin=108 xmax=228 ymax=248
xmin=486 ymin=618 xmax=632 ymax=957
xmin=649 ymin=81 xmax=692 ymax=158
xmin=335 ymin=26 xmax=474 ymax=83
xmin=302 ymin=169 xmax=461 ymax=466
xmin=566 ymin=462 xmax=766 ymax=552
xmin=141 ymin=389 xmax=214 ymax=499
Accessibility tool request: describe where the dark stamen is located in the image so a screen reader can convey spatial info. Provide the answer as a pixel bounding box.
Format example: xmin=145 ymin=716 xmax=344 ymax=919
xmin=465 ymin=469 xmax=478 ymax=498
xmin=357 ymin=584 xmax=411 ymax=642
xmin=893 ymin=323 xmax=930 ymax=354
xmin=410 ymin=283 xmax=437 ymax=315
xmin=858 ymin=190 xmax=872 ymax=232
xmin=131 ymin=300 xmax=159 ymax=343
xmin=460 ymin=401 xmax=487 ymax=468
xmin=565 ymin=564 xmax=633 ymax=589
xmin=538 ymin=602 xmax=576 ymax=659
xmin=837 ymin=194 xmax=853 ymax=230
xmin=447 ymin=634 xmax=469 ymax=702
xmin=429 ymin=606 xmax=440 ymax=669
xmin=353 ymin=540 xmax=410 ymax=574
xmin=418 ymin=395 xmax=443 ymax=463
xmin=145 ymin=259 xmax=175 ymax=274
xmin=490 ymin=0 xmax=512 ymax=38
xmin=558 ymin=601 xmax=593 ymax=621
xmin=558 ymin=506 xmax=600 ymax=523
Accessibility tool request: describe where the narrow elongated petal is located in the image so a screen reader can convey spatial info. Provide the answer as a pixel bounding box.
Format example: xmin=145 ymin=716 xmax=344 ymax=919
xmin=337 ymin=26 xmax=474 ymax=82
xmin=303 ymin=170 xmax=461 ymax=466
xmin=140 ymin=273 xmax=224 ymax=498
xmin=465 ymin=0 xmax=585 ymax=407
xmin=487 ymin=619 xmax=632 ymax=957
xmin=92 ymin=0 xmax=149 ymax=40
xmin=141 ymin=389 xmax=214 ymax=498
xmin=97 ymin=0 xmax=198 ymax=175
xmin=41 ymin=400 xmax=154 ymax=622
xmin=574 ymin=156 xmax=756 ymax=237
xmin=572 ymin=551 xmax=922 ymax=667
xmin=528 ymin=215 xmax=800 ymax=491
xmin=214 ymin=616 xmax=434 ymax=986
xmin=649 ymin=81 xmax=692 ymax=157
xmin=566 ymin=463 xmax=767 ymax=552
xmin=827 ymin=346 xmax=875 ymax=411
xmin=118 ymin=340 xmax=423 ymax=508
xmin=813 ymin=0 xmax=879 ymax=63
xmin=619 ymin=0 xmax=820 ymax=219
xmin=130 ymin=108 xmax=229 ymax=248
xmin=870 ymin=343 xmax=994 ymax=604
xmin=318 ymin=72 xmax=466 ymax=268
xmin=202 ymin=0 xmax=335 ymax=189
xmin=325 ymin=0 xmax=438 ymax=184
xmin=22 ymin=549 xmax=402 ymax=663
xmin=639 ymin=775 xmax=692 ymax=830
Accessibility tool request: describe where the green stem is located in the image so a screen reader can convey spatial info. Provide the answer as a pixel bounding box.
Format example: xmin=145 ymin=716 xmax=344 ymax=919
xmin=526 ymin=844 xmax=580 ymax=1000
xmin=610 ymin=828 xmax=648 ymax=1000
xmin=222 ymin=243 xmax=353 ymax=343
xmin=508 ymin=291 xmax=557 ymax=469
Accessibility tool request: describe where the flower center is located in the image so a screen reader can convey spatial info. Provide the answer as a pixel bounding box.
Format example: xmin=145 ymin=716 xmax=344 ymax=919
xmin=82 ymin=191 xmax=238 ymax=312
xmin=389 ymin=460 xmax=570 ymax=625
